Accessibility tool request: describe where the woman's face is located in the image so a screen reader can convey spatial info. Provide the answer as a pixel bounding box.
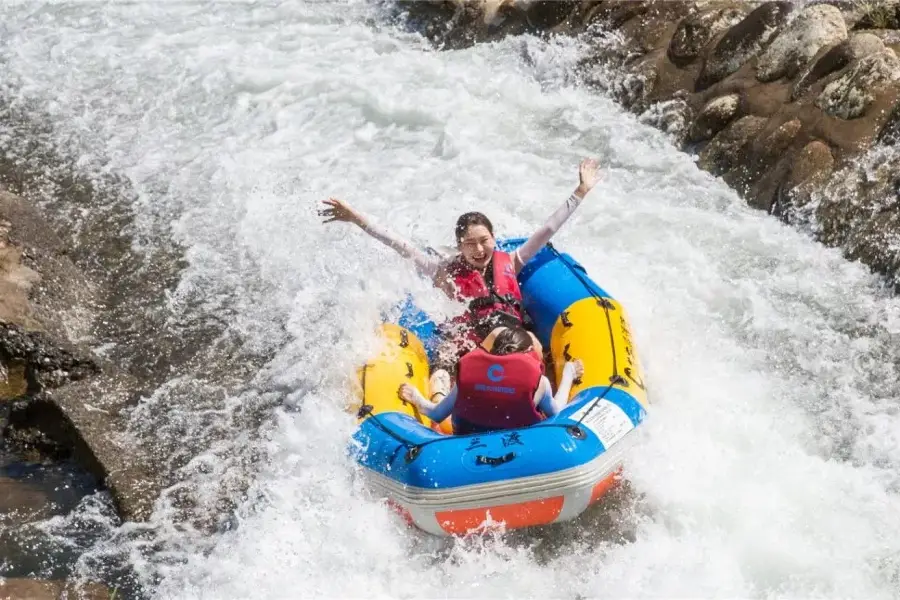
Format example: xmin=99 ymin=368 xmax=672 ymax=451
xmin=458 ymin=224 xmax=495 ymax=269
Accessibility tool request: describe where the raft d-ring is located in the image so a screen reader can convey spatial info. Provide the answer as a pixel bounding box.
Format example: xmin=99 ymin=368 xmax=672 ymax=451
xmin=405 ymin=446 xmax=422 ymax=463
xmin=399 ymin=330 xmax=409 ymax=348
xmin=597 ymin=297 xmax=615 ymax=310
xmin=561 ymin=311 xmax=573 ymax=327
xmin=566 ymin=425 xmax=586 ymax=440
xmin=405 ymin=362 xmax=414 ymax=378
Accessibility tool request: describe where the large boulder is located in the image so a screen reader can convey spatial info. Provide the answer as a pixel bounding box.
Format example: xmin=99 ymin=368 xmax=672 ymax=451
xmin=697 ymin=2 xmax=794 ymax=90
xmin=816 ymin=48 xmax=900 ymax=118
xmin=669 ymin=5 xmax=749 ymax=65
xmin=698 ymin=115 xmax=768 ymax=175
xmin=792 ymin=31 xmax=885 ymax=99
xmin=689 ymin=93 xmax=741 ymax=142
xmin=755 ymin=4 xmax=847 ymax=82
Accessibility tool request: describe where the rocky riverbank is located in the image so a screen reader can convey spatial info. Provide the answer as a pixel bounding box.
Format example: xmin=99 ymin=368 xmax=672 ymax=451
xmin=0 ymin=88 xmax=276 ymax=593
xmin=395 ymin=0 xmax=900 ymax=287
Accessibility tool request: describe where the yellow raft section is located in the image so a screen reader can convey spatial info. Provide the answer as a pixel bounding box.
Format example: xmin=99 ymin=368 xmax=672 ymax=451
xmin=353 ymin=295 xmax=647 ymax=434
xmin=548 ymin=296 xmax=649 ymax=411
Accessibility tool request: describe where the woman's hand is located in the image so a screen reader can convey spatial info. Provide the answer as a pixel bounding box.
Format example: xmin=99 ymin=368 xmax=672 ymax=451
xmin=575 ymin=158 xmax=602 ymax=198
xmin=398 ymin=383 xmax=419 ymax=405
xmin=319 ymin=197 xmax=365 ymax=227
xmin=564 ymin=358 xmax=584 ymax=383
xmin=571 ymin=358 xmax=584 ymax=380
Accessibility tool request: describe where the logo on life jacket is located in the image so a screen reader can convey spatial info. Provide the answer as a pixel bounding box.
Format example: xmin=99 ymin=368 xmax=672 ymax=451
xmin=487 ymin=364 xmax=505 ymax=382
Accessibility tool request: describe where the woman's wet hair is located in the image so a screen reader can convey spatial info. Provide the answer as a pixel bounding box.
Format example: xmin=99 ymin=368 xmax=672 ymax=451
xmin=455 ymin=212 xmax=494 ymax=244
xmin=490 ymin=326 xmax=533 ymax=356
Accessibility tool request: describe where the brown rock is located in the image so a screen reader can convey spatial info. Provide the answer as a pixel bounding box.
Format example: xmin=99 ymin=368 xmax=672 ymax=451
xmin=728 ymin=118 xmax=803 ymax=202
xmin=773 ymin=139 xmax=836 ymax=218
xmin=755 ymin=4 xmax=847 ymax=82
xmin=0 ymin=579 xmax=109 ymax=600
xmin=0 ymin=228 xmax=42 ymax=332
xmin=585 ymin=0 xmax=651 ymax=29
xmin=669 ymin=5 xmax=749 ymax=65
xmin=1 ymin=360 xmax=28 ymax=399
xmin=697 ymin=2 xmax=794 ymax=90
xmin=697 ymin=115 xmax=768 ymax=175
xmin=786 ymin=140 xmax=836 ymax=190
xmin=816 ymin=48 xmax=900 ymax=118
xmin=689 ymin=93 xmax=741 ymax=142
xmin=0 ymin=477 xmax=50 ymax=523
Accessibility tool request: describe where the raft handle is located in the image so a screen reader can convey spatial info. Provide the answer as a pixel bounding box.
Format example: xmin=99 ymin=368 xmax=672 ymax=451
xmin=405 ymin=362 xmax=414 ymax=378
xmin=475 ymin=452 xmax=516 ymax=467
xmin=561 ymin=311 xmax=572 ymax=327
xmin=399 ymin=330 xmax=409 ymax=348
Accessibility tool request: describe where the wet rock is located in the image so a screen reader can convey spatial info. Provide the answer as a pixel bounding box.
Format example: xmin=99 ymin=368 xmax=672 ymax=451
xmin=876 ymin=98 xmax=900 ymax=145
xmin=689 ymin=93 xmax=741 ymax=142
xmin=585 ymin=0 xmax=651 ymax=29
xmin=697 ymin=2 xmax=794 ymax=90
xmin=698 ymin=115 xmax=768 ymax=175
xmin=787 ymin=139 xmax=837 ymax=193
xmin=38 ymin=373 xmax=156 ymax=522
xmin=0 ymin=193 xmax=99 ymax=390
xmin=774 ymin=139 xmax=836 ymax=219
xmin=0 ymin=190 xmax=155 ymax=521
xmin=524 ymin=0 xmax=576 ymax=30
xmin=1 ymin=360 xmax=28 ymax=399
xmin=730 ymin=118 xmax=803 ymax=204
xmin=816 ymin=48 xmax=900 ymax=118
xmin=815 ymin=146 xmax=900 ymax=252
xmin=669 ymin=5 xmax=749 ymax=65
xmin=639 ymin=97 xmax=693 ymax=145
xmin=792 ymin=32 xmax=884 ymax=99
xmin=0 ymin=476 xmax=51 ymax=523
xmin=756 ymin=4 xmax=847 ymax=82
xmin=0 ymin=579 xmax=109 ymax=600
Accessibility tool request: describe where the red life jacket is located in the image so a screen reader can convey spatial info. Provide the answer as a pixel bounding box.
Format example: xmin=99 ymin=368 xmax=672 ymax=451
xmin=443 ymin=251 xmax=524 ymax=341
xmin=453 ymin=347 xmax=543 ymax=434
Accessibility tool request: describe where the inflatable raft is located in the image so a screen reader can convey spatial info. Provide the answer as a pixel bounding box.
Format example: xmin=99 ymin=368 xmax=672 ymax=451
xmin=349 ymin=239 xmax=649 ymax=536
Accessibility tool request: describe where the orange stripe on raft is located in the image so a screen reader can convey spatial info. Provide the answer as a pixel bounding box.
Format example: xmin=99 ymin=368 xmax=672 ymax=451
xmin=385 ymin=499 xmax=415 ymax=527
xmin=590 ymin=468 xmax=623 ymax=505
xmin=436 ymin=496 xmax=565 ymax=535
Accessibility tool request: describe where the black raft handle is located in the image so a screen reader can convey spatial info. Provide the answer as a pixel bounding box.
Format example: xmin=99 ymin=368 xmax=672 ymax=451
xmin=475 ymin=452 xmax=516 ymax=467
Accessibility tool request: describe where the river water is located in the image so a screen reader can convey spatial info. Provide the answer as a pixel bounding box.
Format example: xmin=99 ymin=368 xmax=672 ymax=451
xmin=2 ymin=1 xmax=900 ymax=598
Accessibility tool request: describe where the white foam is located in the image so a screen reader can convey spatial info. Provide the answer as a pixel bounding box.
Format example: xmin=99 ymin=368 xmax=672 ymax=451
xmin=2 ymin=1 xmax=900 ymax=597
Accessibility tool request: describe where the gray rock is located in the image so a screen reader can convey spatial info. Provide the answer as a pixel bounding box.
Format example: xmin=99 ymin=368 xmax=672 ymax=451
xmin=698 ymin=2 xmax=794 ymax=89
xmin=756 ymin=4 xmax=847 ymax=82
xmin=816 ymin=48 xmax=900 ymax=118
xmin=698 ymin=115 xmax=768 ymax=175
xmin=689 ymin=93 xmax=741 ymax=142
xmin=668 ymin=6 xmax=748 ymax=64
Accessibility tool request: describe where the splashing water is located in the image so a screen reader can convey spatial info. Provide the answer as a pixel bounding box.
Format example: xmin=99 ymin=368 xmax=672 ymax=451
xmin=2 ymin=1 xmax=900 ymax=598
